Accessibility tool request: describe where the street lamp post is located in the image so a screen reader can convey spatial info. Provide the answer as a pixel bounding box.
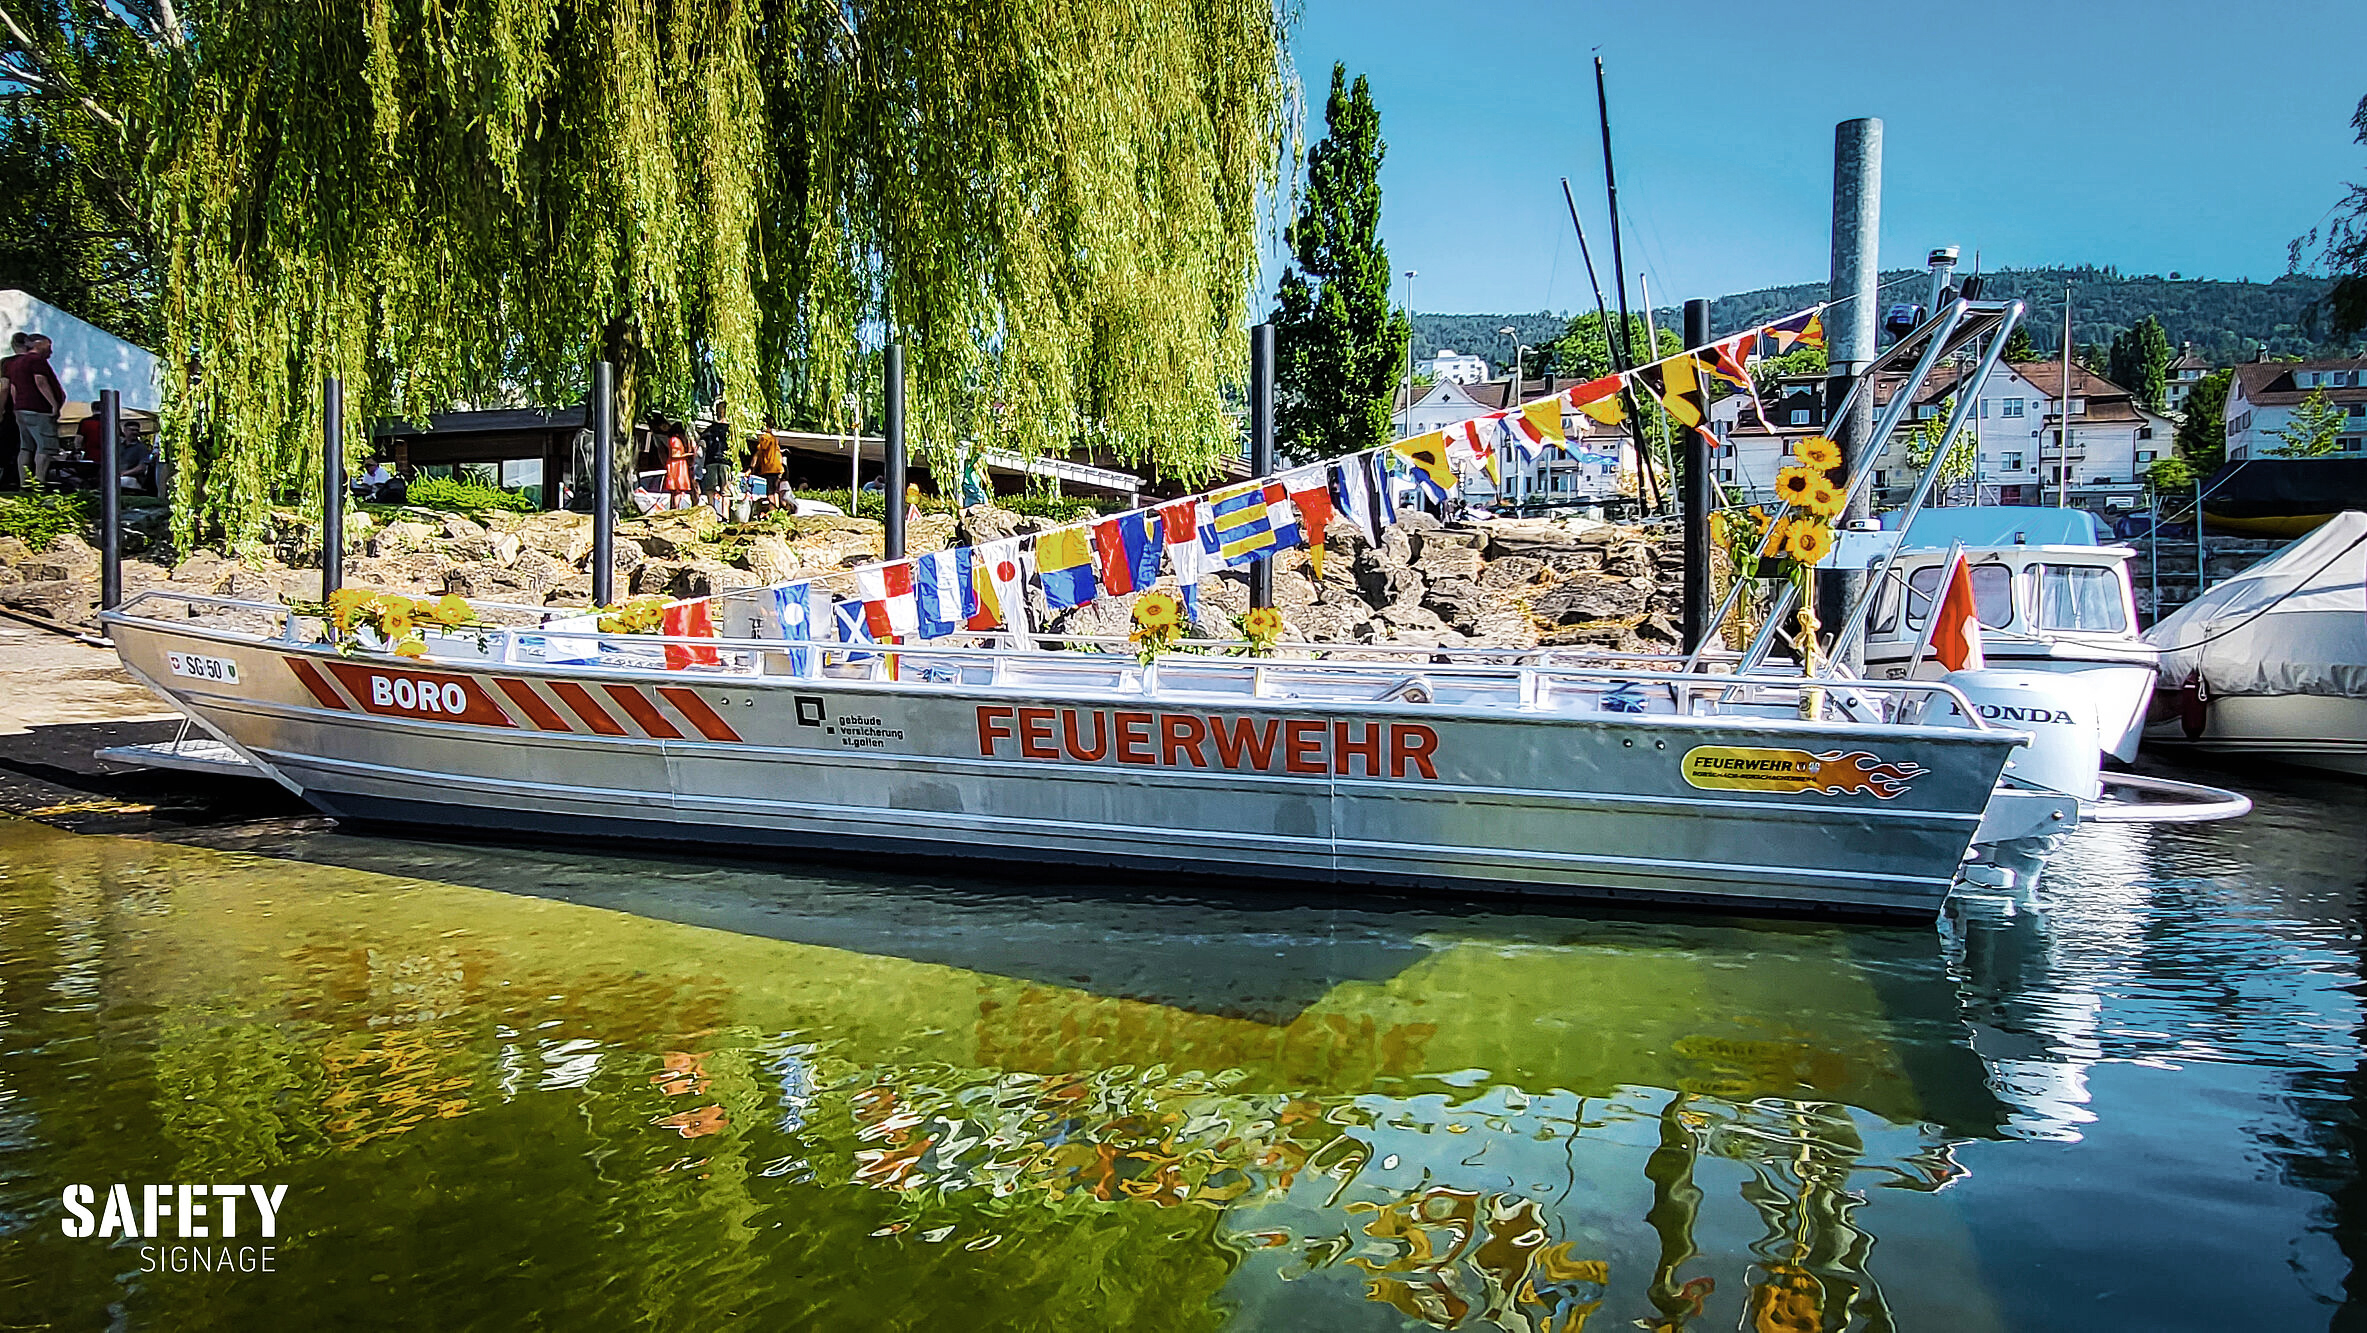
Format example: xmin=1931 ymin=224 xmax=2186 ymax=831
xmin=1400 ymin=269 xmax=1418 ymax=438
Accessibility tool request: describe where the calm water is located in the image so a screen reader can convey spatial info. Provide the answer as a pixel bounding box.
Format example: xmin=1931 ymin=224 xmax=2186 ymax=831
xmin=0 ymin=764 xmax=2361 ymax=1331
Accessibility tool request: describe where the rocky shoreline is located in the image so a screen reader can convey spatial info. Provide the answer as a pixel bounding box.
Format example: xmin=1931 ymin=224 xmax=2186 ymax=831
xmin=0 ymin=502 xmax=1691 ymax=653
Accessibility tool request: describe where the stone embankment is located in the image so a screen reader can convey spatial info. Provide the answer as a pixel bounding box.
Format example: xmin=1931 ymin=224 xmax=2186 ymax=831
xmin=0 ymin=503 xmax=1685 ymax=651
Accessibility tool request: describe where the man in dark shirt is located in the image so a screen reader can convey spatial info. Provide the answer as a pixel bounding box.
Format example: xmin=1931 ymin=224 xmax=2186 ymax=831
xmin=7 ymin=335 xmax=66 ymax=486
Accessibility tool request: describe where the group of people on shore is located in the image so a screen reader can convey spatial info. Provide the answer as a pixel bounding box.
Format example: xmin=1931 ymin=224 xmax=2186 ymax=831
xmin=0 ymin=331 xmax=156 ymax=493
xmin=646 ymin=417 xmax=788 ymax=515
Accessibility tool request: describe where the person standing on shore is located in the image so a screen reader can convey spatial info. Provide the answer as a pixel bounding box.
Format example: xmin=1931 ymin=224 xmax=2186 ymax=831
xmin=750 ymin=427 xmax=785 ymax=512
xmin=660 ymin=420 xmax=695 ymax=510
xmin=0 ymin=333 xmax=27 ymax=489
xmin=7 ymin=334 xmax=65 ymax=487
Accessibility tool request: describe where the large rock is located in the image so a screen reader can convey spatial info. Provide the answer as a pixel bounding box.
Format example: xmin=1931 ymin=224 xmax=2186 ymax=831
xmin=1524 ymin=576 xmax=1646 ymax=626
xmin=1413 ymin=542 xmax=1483 ymax=583
xmin=1604 ymin=542 xmax=1657 ymax=578
xmin=369 ymin=521 xmax=437 ymax=556
xmin=506 ymin=548 xmax=569 ymax=595
xmin=1478 ymin=555 xmax=1550 ymax=591
xmin=740 ymin=535 xmax=802 ymax=584
xmin=0 ymin=579 xmax=90 ymax=620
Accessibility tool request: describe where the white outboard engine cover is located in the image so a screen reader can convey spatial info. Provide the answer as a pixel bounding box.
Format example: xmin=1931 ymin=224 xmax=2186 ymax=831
xmin=1942 ymin=669 xmax=2102 ymax=802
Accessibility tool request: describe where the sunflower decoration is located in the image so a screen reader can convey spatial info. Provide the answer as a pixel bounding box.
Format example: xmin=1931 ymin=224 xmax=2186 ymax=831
xmin=392 ymin=639 xmax=429 ymax=659
xmin=430 ymin=593 xmax=476 ymax=629
xmin=1793 ymin=434 xmax=1842 ymax=471
xmin=1773 ymin=466 xmax=1818 ymax=506
xmin=1801 ymin=478 xmax=1846 ymax=520
xmin=1783 ymin=519 xmax=1835 ymax=565
xmin=325 ymin=586 xmax=373 ymax=634
xmin=595 ymin=596 xmax=669 ymax=635
xmin=1128 ymin=590 xmax=1185 ymax=665
xmin=1236 ymin=605 xmax=1287 ymax=657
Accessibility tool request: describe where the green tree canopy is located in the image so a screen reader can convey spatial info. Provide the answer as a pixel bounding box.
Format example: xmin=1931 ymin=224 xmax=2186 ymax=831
xmin=2002 ymin=323 xmax=2036 ymax=362
xmin=2108 ymin=315 xmax=2172 ymax=409
xmin=2145 ymin=455 xmax=2195 ymax=492
xmin=1545 ymin=311 xmax=1678 ymax=382
xmin=1272 ymin=64 xmax=1404 ymax=461
xmin=2272 ymin=387 xmax=2347 ymax=457
xmin=2174 ymin=367 xmax=2233 ymax=473
xmin=3 ymin=1 xmax=1288 ymax=545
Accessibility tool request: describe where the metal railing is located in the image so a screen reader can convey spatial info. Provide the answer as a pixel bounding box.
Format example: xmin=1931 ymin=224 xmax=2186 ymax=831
xmin=102 ymin=589 xmax=2003 ymax=735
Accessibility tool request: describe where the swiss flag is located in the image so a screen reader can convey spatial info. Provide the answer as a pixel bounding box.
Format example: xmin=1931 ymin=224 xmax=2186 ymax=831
xmin=1931 ymin=555 xmax=1986 ymax=673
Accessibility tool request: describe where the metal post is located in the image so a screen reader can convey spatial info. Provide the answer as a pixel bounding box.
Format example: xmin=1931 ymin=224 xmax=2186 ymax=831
xmin=1248 ymin=323 xmax=1276 ymax=610
xmin=591 ymin=361 xmax=615 ymax=606
xmin=2194 ymin=476 xmax=2206 ymax=599
xmin=98 ymin=389 xmax=121 ymax=611
xmin=1681 ymin=299 xmax=1712 ymax=652
xmin=2058 ymin=283 xmax=2074 ymax=509
xmin=322 ymin=376 xmax=344 ymax=597
xmin=1400 ymin=269 xmax=1418 ymax=438
xmin=1822 ymin=116 xmax=1881 ymax=667
xmin=884 ymin=342 xmax=907 ymax=560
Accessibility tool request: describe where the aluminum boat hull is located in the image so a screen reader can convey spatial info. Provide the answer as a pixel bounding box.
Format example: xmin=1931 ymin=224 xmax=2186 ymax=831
xmin=108 ymin=619 xmax=2026 ymax=918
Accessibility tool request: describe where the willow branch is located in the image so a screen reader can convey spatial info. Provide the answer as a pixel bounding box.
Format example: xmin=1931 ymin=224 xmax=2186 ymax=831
xmin=0 ymin=3 xmax=125 ymax=130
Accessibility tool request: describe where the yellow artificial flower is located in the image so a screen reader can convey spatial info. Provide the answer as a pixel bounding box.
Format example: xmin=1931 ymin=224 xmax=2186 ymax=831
xmin=391 ymin=639 xmax=428 ymax=658
xmin=1132 ymin=591 xmax=1182 ymax=632
xmin=326 ymin=588 xmax=372 ymax=632
xmin=433 ymin=594 xmax=473 ymax=627
xmin=1785 ymin=520 xmax=1835 ymax=564
xmin=1244 ymin=606 xmax=1284 ymax=639
xmin=1795 ymin=435 xmax=1842 ymax=470
xmin=1774 ymin=467 xmax=1816 ymax=504
xmin=1802 ymin=481 xmax=1845 ymax=519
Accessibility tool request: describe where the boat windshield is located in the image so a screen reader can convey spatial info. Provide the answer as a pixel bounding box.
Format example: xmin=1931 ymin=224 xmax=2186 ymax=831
xmin=1877 ymin=561 xmax=2014 ymax=633
xmin=2025 ymin=562 xmax=2128 ymax=633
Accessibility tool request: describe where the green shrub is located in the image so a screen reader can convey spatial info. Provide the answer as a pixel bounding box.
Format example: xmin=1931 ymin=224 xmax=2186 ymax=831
xmin=404 ymin=476 xmax=536 ymax=513
xmin=0 ymin=492 xmax=92 ymax=551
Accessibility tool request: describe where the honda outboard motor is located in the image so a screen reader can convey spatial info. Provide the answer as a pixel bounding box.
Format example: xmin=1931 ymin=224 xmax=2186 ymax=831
xmin=1942 ymin=669 xmax=2102 ymax=802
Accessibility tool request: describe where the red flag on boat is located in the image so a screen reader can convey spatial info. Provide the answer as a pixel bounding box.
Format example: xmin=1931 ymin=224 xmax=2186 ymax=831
xmin=1930 ymin=555 xmax=1986 ymax=673
xmin=662 ymin=600 xmax=721 ymax=669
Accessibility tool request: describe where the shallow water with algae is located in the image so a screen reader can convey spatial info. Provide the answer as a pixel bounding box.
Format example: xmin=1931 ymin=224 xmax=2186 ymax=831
xmin=0 ymin=763 xmax=2360 ymax=1330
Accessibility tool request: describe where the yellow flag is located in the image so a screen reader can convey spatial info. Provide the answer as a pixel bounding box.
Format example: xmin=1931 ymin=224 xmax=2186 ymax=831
xmin=1521 ymin=397 xmax=1566 ymax=448
xmin=1391 ymin=432 xmax=1456 ymax=491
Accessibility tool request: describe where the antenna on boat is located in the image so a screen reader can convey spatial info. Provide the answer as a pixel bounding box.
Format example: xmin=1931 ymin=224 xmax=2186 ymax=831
xmin=1593 ymin=56 xmax=1663 ymax=517
xmin=322 ymin=376 xmax=344 ymax=598
xmin=591 ymin=360 xmax=616 ymax=607
xmin=1249 ymin=323 xmax=1276 ymax=609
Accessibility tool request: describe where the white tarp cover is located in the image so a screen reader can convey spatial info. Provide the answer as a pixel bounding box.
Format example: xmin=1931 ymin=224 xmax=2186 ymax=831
xmin=2144 ymin=510 xmax=2367 ymax=700
xmin=0 ymin=289 xmax=162 ymax=412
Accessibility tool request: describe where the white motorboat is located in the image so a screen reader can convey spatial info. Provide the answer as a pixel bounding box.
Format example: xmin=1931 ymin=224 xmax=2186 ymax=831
xmin=1849 ymin=509 xmax=2159 ymax=763
xmin=2144 ymin=510 xmax=2367 ymax=776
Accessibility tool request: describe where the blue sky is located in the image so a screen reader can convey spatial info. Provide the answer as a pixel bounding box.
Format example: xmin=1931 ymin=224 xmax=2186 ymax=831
xmin=1273 ymin=0 xmax=2367 ymax=314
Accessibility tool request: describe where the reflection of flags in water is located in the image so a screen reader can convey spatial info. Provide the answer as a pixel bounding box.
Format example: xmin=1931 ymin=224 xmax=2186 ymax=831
xmin=969 ymin=537 xmax=1028 ymax=633
xmin=662 ymin=599 xmax=721 ymax=669
xmin=772 ymin=582 xmax=816 ymax=676
xmin=1766 ymin=309 xmax=1825 ymax=352
xmin=1280 ymin=464 xmax=1334 ymax=579
xmin=1330 ymin=460 xmax=1378 ymax=546
xmin=1635 ymin=354 xmax=1709 ymax=429
xmin=1208 ymin=482 xmax=1276 ymax=566
xmin=1568 ymin=374 xmax=1626 ymax=426
xmin=1033 ymin=526 xmax=1098 ymax=609
xmin=913 ymin=548 xmax=971 ymax=639
xmin=1155 ymin=498 xmax=1210 ymax=622
xmin=856 ymin=559 xmax=919 ymax=640
xmin=1090 ymin=510 xmax=1164 ymax=596
xmin=833 ymin=597 xmax=877 ymax=662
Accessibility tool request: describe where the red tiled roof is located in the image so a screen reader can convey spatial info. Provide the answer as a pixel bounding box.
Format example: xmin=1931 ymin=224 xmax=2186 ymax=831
xmin=2230 ymin=357 xmax=2367 ymax=408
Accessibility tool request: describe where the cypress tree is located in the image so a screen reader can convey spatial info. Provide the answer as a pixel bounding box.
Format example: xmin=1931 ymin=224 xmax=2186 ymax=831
xmin=1272 ymin=65 xmax=1407 ymax=461
xmin=2108 ymin=315 xmax=2173 ymax=408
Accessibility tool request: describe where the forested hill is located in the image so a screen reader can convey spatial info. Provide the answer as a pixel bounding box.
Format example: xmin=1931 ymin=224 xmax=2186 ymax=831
xmin=1414 ymin=267 xmax=2364 ymax=372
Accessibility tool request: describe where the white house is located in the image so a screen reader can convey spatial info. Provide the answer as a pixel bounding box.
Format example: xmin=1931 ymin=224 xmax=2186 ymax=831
xmin=1420 ymin=349 xmax=1490 ymax=385
xmin=2165 ymin=343 xmax=2212 ymax=415
xmin=2222 ymin=357 xmax=2367 ymax=460
xmin=0 ymin=290 xmax=163 ymax=413
xmin=1394 ymin=377 xmax=1633 ymax=506
xmin=1708 ymin=361 xmax=2170 ymax=513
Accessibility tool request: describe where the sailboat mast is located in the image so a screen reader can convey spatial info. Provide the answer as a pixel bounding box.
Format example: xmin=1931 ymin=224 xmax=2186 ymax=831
xmin=1594 ymin=55 xmax=1662 ymax=514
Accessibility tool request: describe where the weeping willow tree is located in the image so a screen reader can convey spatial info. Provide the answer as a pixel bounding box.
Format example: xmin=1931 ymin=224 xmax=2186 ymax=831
xmin=12 ymin=0 xmax=1288 ymax=545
